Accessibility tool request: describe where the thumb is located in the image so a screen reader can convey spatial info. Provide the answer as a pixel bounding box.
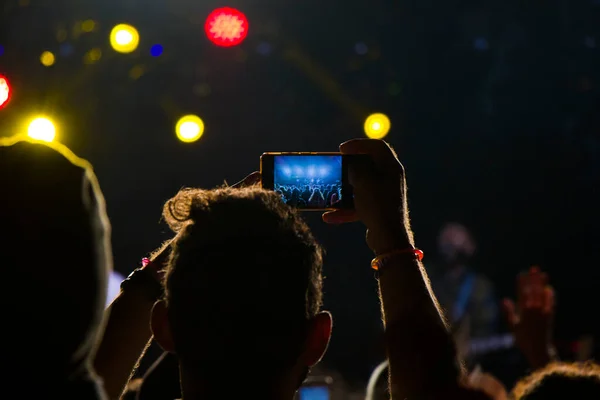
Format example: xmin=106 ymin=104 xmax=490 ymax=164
xmin=502 ymin=298 xmax=518 ymax=327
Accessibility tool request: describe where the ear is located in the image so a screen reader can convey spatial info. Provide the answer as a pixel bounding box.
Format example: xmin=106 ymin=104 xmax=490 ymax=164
xmin=303 ymin=311 xmax=332 ymax=367
xmin=151 ymin=300 xmax=175 ymax=353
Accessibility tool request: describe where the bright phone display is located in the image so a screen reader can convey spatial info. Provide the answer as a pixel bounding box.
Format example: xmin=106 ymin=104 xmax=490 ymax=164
xmin=261 ymin=152 xmax=360 ymax=210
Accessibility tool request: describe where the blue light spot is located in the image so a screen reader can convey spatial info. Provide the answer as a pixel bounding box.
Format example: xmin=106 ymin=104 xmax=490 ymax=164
xmin=473 ymin=37 xmax=489 ymax=51
xmin=256 ymin=42 xmax=271 ymax=55
xmin=150 ymin=44 xmax=163 ymax=57
xmin=354 ymin=41 xmax=368 ymax=55
xmin=0 ymin=45 xmax=4 ymax=56
xmin=60 ymin=43 xmax=74 ymax=56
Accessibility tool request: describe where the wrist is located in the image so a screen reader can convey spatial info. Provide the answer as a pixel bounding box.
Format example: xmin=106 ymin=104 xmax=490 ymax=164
xmin=367 ymin=222 xmax=414 ymax=256
xmin=120 ymin=266 xmax=164 ymax=303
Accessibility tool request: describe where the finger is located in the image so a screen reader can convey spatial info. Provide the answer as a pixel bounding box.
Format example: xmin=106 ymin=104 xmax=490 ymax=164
xmin=502 ymin=298 xmax=518 ymax=326
xmin=339 ymin=139 xmax=400 ymax=169
xmin=231 ymin=172 xmax=261 ymax=188
xmin=543 ymin=286 xmax=555 ymax=315
xmin=529 ymin=266 xmax=544 ymax=307
xmin=534 ymin=271 xmax=549 ymax=307
xmin=517 ymin=271 xmax=528 ymax=310
xmin=322 ymin=209 xmax=359 ymax=224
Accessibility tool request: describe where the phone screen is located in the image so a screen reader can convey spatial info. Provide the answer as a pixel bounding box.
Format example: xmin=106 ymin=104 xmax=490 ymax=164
xmin=298 ymin=386 xmax=330 ymax=400
xmin=273 ymin=155 xmax=343 ymax=209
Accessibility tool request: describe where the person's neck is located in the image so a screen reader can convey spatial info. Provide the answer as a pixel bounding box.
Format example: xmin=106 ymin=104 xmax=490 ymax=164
xmin=180 ymin=368 xmax=291 ymax=400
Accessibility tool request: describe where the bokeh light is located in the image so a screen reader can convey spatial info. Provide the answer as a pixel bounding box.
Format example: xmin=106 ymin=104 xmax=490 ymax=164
xmin=205 ymin=7 xmax=249 ymax=47
xmin=40 ymin=51 xmax=55 ymax=67
xmin=175 ymin=115 xmax=204 ymax=143
xmin=81 ymin=20 xmax=96 ymax=33
xmin=150 ymin=44 xmax=163 ymax=57
xmin=27 ymin=117 xmax=56 ymax=142
xmin=364 ymin=113 xmax=391 ymax=139
xmin=83 ymin=48 xmax=102 ymax=65
xmin=109 ymin=24 xmax=140 ymax=54
xmin=0 ymin=74 xmax=11 ymax=109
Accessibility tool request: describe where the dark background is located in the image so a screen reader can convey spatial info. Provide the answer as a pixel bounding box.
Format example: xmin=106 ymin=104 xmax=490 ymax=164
xmin=1 ymin=0 xmax=600 ymax=386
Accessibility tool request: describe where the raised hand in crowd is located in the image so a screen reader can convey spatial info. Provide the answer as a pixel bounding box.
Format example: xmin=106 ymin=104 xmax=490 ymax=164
xmin=323 ymin=139 xmax=491 ymax=399
xmin=502 ymin=266 xmax=556 ymax=369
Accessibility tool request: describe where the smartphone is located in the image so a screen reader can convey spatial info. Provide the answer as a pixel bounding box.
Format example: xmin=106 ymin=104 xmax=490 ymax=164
xmin=297 ymin=376 xmax=332 ymax=400
xmin=261 ymin=152 xmax=361 ymax=211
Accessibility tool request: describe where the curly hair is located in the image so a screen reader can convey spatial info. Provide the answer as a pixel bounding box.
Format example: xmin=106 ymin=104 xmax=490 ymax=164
xmin=161 ymin=186 xmax=324 ymax=379
xmin=513 ymin=362 xmax=600 ymax=400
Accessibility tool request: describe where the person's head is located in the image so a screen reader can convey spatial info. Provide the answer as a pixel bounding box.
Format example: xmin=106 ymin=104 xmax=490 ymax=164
xmin=437 ymin=222 xmax=476 ymax=267
xmin=512 ymin=362 xmax=600 ymax=399
xmin=0 ymin=138 xmax=111 ymax=381
xmin=151 ymin=186 xmax=331 ymax=398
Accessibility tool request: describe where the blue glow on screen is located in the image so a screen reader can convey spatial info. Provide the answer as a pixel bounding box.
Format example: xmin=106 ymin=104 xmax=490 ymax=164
xmin=299 ymin=386 xmax=329 ymax=400
xmin=274 ymin=155 xmax=342 ymax=208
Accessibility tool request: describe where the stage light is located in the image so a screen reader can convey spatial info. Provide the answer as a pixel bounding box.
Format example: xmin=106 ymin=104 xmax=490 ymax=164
xmin=205 ymin=7 xmax=249 ymax=47
xmin=0 ymin=74 xmax=11 ymax=109
xmin=27 ymin=117 xmax=56 ymax=142
xmin=175 ymin=115 xmax=204 ymax=143
xmin=150 ymin=44 xmax=163 ymax=57
xmin=40 ymin=51 xmax=55 ymax=67
xmin=110 ymin=24 xmax=139 ymax=54
xmin=364 ymin=113 xmax=391 ymax=139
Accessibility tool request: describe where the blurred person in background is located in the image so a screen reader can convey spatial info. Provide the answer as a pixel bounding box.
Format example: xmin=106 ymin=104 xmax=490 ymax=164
xmin=431 ymin=222 xmax=498 ymax=342
xmin=503 ymin=266 xmax=557 ymax=370
xmin=0 ymin=138 xmax=111 ymax=398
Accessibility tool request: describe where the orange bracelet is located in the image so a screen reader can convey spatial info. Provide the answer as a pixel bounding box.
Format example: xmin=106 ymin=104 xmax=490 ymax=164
xmin=371 ymin=248 xmax=424 ymax=271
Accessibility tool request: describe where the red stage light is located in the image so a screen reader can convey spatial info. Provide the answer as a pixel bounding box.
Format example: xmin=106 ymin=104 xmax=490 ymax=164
xmin=0 ymin=74 xmax=11 ymax=109
xmin=205 ymin=7 xmax=249 ymax=47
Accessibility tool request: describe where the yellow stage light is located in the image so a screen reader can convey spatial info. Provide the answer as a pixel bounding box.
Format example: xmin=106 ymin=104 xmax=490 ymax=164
xmin=109 ymin=24 xmax=139 ymax=54
xmin=364 ymin=113 xmax=391 ymax=139
xmin=27 ymin=117 xmax=56 ymax=142
xmin=175 ymin=115 xmax=204 ymax=143
xmin=40 ymin=51 xmax=55 ymax=67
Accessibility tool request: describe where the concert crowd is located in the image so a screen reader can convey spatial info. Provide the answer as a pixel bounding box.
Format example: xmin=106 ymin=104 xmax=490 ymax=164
xmin=2 ymin=136 xmax=600 ymax=400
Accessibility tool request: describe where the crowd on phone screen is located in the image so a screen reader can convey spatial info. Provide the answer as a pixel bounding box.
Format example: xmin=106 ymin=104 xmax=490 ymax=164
xmin=275 ymin=183 xmax=342 ymax=209
xmin=3 ymin=135 xmax=600 ymax=400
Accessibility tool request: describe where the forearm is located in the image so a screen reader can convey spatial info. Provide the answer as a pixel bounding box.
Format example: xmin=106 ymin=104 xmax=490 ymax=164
xmin=370 ymin=224 xmax=468 ymax=399
xmin=378 ymin=257 xmax=466 ymax=399
xmin=94 ymin=288 xmax=155 ymax=399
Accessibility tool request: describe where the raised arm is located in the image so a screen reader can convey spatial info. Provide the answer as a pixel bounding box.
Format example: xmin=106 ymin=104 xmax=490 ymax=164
xmin=93 ymin=242 xmax=170 ymax=399
xmin=324 ymin=139 xmax=490 ymax=400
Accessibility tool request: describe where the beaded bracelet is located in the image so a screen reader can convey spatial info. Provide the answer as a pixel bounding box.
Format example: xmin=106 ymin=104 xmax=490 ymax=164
xmin=371 ymin=248 xmax=424 ymax=275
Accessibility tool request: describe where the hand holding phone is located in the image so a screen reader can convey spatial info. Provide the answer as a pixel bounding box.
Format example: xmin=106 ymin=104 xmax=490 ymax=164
xmin=261 ymin=152 xmax=366 ymax=211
